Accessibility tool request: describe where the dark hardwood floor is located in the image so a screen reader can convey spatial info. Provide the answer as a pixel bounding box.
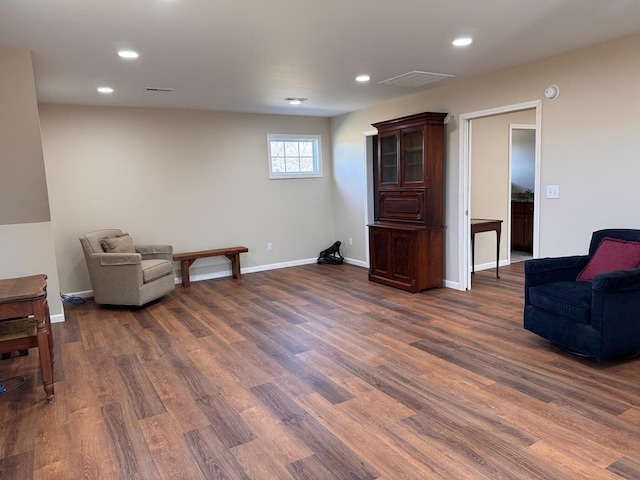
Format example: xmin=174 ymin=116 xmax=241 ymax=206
xmin=1 ymin=263 xmax=640 ymax=479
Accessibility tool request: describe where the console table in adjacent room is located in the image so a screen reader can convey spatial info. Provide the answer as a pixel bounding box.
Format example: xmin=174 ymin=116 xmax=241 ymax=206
xmin=471 ymin=218 xmax=503 ymax=278
xmin=173 ymin=246 xmax=249 ymax=287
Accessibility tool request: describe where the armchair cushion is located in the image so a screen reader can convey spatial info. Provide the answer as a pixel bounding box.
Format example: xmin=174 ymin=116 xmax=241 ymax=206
xmin=101 ymin=233 xmax=136 ymax=253
xmin=576 ymin=237 xmax=640 ymax=282
xmin=142 ymin=259 xmax=173 ymax=283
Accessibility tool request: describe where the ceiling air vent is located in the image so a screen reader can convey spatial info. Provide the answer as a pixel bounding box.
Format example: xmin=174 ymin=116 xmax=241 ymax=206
xmin=145 ymin=87 xmax=173 ymax=92
xmin=379 ymin=71 xmax=454 ymax=88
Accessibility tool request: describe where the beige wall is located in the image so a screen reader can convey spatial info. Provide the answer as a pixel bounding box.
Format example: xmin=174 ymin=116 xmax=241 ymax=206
xmin=471 ymin=110 xmax=535 ymax=267
xmin=0 ymin=48 xmax=51 ymax=225
xmin=0 ymin=48 xmax=63 ymax=317
xmin=332 ymin=34 xmax=640 ymax=288
xmin=0 ymin=222 xmax=63 ymax=317
xmin=39 ymin=105 xmax=334 ymax=293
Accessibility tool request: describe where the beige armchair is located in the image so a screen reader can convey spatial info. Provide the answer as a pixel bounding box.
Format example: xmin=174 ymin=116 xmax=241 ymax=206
xmin=80 ymin=229 xmax=175 ymax=306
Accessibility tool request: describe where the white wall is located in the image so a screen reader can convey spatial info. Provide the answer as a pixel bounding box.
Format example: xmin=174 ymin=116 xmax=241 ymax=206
xmin=332 ymin=34 xmax=640 ymax=287
xmin=511 ymin=129 xmax=536 ymax=193
xmin=39 ymin=105 xmax=334 ymax=293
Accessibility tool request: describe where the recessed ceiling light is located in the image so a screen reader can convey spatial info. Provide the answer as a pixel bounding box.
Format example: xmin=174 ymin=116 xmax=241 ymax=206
xmin=118 ymin=50 xmax=139 ymax=59
xmin=284 ymin=97 xmax=307 ymax=105
xmin=452 ymin=37 xmax=473 ymax=47
xmin=97 ymin=86 xmax=114 ymax=94
xmin=356 ymin=74 xmax=371 ymax=82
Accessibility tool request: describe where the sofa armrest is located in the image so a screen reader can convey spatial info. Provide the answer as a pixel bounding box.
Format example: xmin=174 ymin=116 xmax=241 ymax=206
xmin=524 ymin=255 xmax=589 ymax=305
xmin=135 ymin=244 xmax=173 ymax=261
xmin=98 ymin=253 xmax=142 ymax=266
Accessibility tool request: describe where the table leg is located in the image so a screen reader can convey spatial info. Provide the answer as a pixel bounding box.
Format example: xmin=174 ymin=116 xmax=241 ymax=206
xmin=45 ymin=300 xmax=55 ymax=365
xmin=35 ymin=303 xmax=54 ymax=402
xmin=496 ymin=230 xmax=501 ymax=279
xmin=471 ymin=233 xmax=476 ymax=274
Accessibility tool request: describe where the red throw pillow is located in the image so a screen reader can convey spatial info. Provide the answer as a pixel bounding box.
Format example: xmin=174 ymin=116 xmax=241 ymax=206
xmin=576 ymin=237 xmax=640 ymax=282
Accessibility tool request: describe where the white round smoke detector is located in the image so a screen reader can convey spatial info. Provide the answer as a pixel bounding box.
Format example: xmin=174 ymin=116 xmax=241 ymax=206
xmin=544 ymin=85 xmax=560 ymax=100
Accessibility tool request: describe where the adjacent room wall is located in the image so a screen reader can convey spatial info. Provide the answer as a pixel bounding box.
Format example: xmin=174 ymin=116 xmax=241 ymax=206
xmin=332 ymin=33 xmax=640 ymax=288
xmin=39 ymin=105 xmax=334 ymax=294
xmin=0 ymin=47 xmax=64 ymax=318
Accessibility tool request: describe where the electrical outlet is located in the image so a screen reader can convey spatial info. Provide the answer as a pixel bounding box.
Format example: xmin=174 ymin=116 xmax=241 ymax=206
xmin=267 ymin=242 xmax=273 ymax=251
xmin=348 ymin=237 xmax=353 ymax=246
xmin=546 ymin=185 xmax=560 ymax=199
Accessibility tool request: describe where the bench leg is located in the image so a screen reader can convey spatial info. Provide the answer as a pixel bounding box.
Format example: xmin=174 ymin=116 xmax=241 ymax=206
xmin=226 ymin=254 xmax=241 ymax=279
xmin=180 ymin=260 xmax=195 ymax=287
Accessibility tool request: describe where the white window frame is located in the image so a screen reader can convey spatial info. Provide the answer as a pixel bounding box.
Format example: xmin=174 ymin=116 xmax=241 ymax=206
xmin=267 ymin=134 xmax=323 ymax=179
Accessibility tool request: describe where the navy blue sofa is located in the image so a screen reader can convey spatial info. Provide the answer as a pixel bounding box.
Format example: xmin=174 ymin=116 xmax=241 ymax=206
xmin=524 ymin=229 xmax=640 ymax=361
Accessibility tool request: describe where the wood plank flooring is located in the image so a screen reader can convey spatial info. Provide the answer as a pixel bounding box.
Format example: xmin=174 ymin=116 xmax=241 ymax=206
xmin=1 ymin=263 xmax=640 ymax=479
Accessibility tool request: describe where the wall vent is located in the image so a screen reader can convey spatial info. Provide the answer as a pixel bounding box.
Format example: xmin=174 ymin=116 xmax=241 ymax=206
xmin=145 ymin=87 xmax=173 ymax=92
xmin=379 ymin=71 xmax=454 ymax=88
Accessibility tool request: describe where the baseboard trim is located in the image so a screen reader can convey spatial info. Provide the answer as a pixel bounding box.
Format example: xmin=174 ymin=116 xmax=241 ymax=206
xmin=67 ymin=289 xmax=94 ymax=299
xmin=51 ymin=313 xmax=65 ymax=324
xmin=472 ymin=259 xmax=509 ymax=272
xmin=444 ymin=280 xmax=462 ymax=290
xmin=344 ymin=257 xmax=367 ymax=268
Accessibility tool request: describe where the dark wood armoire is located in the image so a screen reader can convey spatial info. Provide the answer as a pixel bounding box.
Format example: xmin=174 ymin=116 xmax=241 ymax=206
xmin=368 ymin=112 xmax=447 ymax=293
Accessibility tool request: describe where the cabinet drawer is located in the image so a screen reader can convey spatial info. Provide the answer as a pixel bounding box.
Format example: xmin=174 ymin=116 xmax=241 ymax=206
xmin=379 ymin=190 xmax=425 ymax=223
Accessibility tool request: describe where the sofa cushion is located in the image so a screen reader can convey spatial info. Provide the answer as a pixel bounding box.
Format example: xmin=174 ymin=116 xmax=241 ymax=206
xmin=101 ymin=234 xmax=135 ymax=254
xmin=529 ymin=281 xmax=593 ymax=324
xmin=141 ymin=259 xmax=173 ymax=283
xmin=577 ymin=237 xmax=640 ymax=282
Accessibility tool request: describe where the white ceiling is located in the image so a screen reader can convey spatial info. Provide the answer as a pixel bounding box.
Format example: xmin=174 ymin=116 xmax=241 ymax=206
xmin=2 ymin=0 xmax=640 ymax=117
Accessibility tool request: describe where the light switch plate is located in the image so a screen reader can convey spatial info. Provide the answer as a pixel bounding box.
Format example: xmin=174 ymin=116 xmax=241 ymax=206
xmin=546 ymin=185 xmax=560 ymax=199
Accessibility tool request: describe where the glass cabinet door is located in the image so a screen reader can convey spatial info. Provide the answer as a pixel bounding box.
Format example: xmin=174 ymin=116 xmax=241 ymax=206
xmin=379 ymin=134 xmax=398 ymax=184
xmin=402 ymin=129 xmax=424 ymax=184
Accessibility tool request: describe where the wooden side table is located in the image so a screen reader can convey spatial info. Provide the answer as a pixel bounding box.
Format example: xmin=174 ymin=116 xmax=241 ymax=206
xmin=471 ymin=219 xmax=503 ymax=279
xmin=0 ymin=274 xmax=54 ymax=402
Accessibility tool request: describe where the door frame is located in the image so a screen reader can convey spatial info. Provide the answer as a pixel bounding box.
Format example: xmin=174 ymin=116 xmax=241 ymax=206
xmin=458 ymin=100 xmax=542 ymax=291
xmin=363 ymin=129 xmax=378 ymax=268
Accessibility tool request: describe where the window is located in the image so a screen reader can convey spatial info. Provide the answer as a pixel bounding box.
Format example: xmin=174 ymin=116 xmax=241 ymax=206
xmin=267 ymin=134 xmax=322 ymax=179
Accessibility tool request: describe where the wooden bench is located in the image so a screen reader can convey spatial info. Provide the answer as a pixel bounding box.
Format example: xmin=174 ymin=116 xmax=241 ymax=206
xmin=173 ymin=246 xmax=249 ymax=287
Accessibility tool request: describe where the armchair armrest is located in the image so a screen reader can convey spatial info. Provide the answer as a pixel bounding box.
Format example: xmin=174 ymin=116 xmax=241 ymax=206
xmin=593 ymin=267 xmax=640 ymax=293
xmin=135 ymin=244 xmax=173 ymax=261
xmin=591 ymin=268 xmax=640 ymax=349
xmin=525 ymin=255 xmax=589 ymax=276
xmin=135 ymin=244 xmax=172 ymax=255
xmin=98 ymin=253 xmax=142 ymax=266
xmin=524 ymin=255 xmax=589 ymax=305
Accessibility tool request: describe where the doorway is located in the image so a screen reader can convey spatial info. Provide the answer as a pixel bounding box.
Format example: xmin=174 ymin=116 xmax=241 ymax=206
xmin=459 ymin=100 xmax=542 ymax=291
xmin=509 ymin=124 xmax=536 ymax=263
